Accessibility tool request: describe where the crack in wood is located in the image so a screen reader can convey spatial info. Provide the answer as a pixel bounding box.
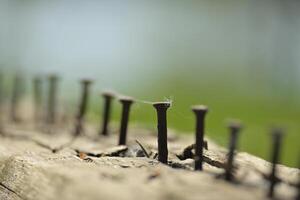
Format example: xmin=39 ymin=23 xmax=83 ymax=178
xmin=0 ymin=182 xmax=26 ymax=200
xmin=0 ymin=130 xmax=77 ymax=153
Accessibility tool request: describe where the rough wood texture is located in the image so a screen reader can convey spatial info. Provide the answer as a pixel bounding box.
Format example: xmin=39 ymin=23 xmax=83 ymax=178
xmin=0 ymin=124 xmax=298 ymax=200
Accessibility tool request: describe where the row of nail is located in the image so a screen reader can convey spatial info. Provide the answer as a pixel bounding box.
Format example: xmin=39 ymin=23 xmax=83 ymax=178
xmin=1 ymin=73 xmax=299 ymax=199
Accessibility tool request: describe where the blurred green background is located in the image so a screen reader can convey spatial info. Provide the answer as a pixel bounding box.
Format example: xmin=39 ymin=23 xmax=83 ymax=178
xmin=0 ymin=0 xmax=299 ymax=167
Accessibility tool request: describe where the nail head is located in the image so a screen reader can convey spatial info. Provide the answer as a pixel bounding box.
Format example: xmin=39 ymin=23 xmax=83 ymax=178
xmin=192 ymin=105 xmax=208 ymax=113
xmin=119 ymin=96 xmax=134 ymax=104
xmin=80 ymin=79 xmax=93 ymax=85
xmin=228 ymin=120 xmax=242 ymax=131
xmin=102 ymin=91 xmax=115 ymax=98
xmin=153 ymin=102 xmax=171 ymax=110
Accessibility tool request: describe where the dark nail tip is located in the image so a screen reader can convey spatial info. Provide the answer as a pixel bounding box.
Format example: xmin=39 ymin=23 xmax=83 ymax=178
xmin=80 ymin=79 xmax=93 ymax=84
xmin=101 ymin=91 xmax=115 ymax=98
xmin=153 ymin=102 xmax=171 ymax=109
xmin=191 ymin=105 xmax=209 ymax=113
xmin=33 ymin=78 xmax=42 ymax=84
xmin=271 ymin=128 xmax=285 ymax=138
xmin=227 ymin=119 xmax=243 ymax=130
xmin=271 ymin=127 xmax=284 ymax=134
xmin=48 ymin=74 xmax=59 ymax=80
xmin=33 ymin=75 xmax=42 ymax=80
xmin=119 ymin=96 xmax=134 ymax=103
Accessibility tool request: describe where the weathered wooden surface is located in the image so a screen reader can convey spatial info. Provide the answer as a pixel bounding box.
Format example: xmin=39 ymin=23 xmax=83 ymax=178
xmin=0 ymin=123 xmax=298 ymax=200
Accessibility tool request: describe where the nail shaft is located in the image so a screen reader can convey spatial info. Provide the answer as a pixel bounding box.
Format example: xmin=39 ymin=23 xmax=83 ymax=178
xmin=297 ymin=158 xmax=300 ymax=200
xmin=153 ymin=102 xmax=171 ymax=164
xmin=100 ymin=92 xmax=114 ymax=136
xmin=225 ymin=121 xmax=242 ymax=181
xmin=0 ymin=72 xmax=3 ymax=109
xmin=10 ymin=75 xmax=22 ymax=122
xmin=118 ymin=97 xmax=134 ymax=145
xmin=73 ymin=79 xmax=92 ymax=136
xmin=0 ymin=72 xmax=3 ymax=130
xmin=268 ymin=128 xmax=283 ymax=198
xmin=192 ymin=105 xmax=208 ymax=171
xmin=46 ymin=75 xmax=58 ymax=125
xmin=33 ymin=77 xmax=42 ymax=123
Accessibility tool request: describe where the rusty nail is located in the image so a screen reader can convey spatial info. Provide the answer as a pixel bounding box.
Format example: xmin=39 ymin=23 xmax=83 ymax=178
xmin=10 ymin=74 xmax=22 ymax=123
xmin=0 ymin=72 xmax=3 ymax=108
xmin=73 ymin=79 xmax=92 ymax=136
xmin=297 ymin=157 xmax=300 ymax=200
xmin=33 ymin=76 xmax=42 ymax=123
xmin=225 ymin=120 xmax=242 ymax=181
xmin=192 ymin=105 xmax=208 ymax=171
xmin=118 ymin=97 xmax=134 ymax=145
xmin=99 ymin=91 xmax=114 ymax=136
xmin=268 ymin=128 xmax=284 ymax=198
xmin=153 ymin=102 xmax=171 ymax=164
xmin=0 ymin=72 xmax=3 ymax=130
xmin=46 ymin=74 xmax=59 ymax=125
